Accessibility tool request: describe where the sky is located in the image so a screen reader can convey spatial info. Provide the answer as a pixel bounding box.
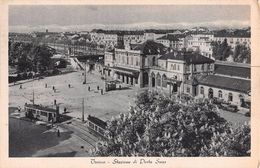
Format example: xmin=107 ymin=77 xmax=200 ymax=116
xmin=9 ymin=5 xmax=250 ymax=32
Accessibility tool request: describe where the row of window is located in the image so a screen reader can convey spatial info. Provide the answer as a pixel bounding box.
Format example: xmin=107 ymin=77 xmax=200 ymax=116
xmin=214 ymin=38 xmax=250 ymax=42
xmin=170 ymin=64 xmax=180 ymax=71
xmin=186 ymin=64 xmax=212 ymax=72
xmin=118 ymin=75 xmax=138 ymax=85
xmin=200 ymin=87 xmax=233 ymax=101
xmin=190 ymin=42 xmax=211 ymax=46
xmin=124 ymin=36 xmax=144 ymax=40
xmin=116 ymin=55 xmax=140 ymax=66
xmin=204 ymin=53 xmax=212 ymax=57
xmin=26 ymin=108 xmax=55 ymax=117
xmin=151 ymin=73 xmax=167 ymax=87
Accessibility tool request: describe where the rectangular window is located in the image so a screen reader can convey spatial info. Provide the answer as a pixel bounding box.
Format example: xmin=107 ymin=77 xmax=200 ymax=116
xmin=89 ymin=122 xmax=95 ymax=129
xmin=186 ymin=87 xmax=190 ymax=93
xmin=136 ymin=58 xmax=139 ymax=66
xmin=200 ymin=87 xmax=204 ymax=94
xmin=187 ymin=65 xmax=190 ymax=71
xmin=40 ymin=111 xmax=47 ymax=117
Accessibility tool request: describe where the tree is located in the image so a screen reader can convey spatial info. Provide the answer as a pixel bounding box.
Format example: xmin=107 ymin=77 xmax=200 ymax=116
xmin=211 ymin=39 xmax=232 ymax=61
xmin=233 ymin=44 xmax=250 ymax=63
xmin=9 ymin=41 xmax=54 ymax=74
xmin=94 ymin=91 xmax=250 ymax=157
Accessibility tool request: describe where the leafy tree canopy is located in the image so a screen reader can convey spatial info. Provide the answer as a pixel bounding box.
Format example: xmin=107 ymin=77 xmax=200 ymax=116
xmin=95 ymin=90 xmax=250 ymax=157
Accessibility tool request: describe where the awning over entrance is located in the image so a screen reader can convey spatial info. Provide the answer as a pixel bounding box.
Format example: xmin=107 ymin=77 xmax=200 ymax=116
xmin=110 ymin=66 xmax=139 ymax=78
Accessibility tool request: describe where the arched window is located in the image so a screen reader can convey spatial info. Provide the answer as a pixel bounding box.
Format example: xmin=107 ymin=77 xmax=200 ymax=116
xmin=187 ymin=65 xmax=190 ymax=71
xmin=152 ymin=57 xmax=156 ymax=66
xmin=218 ymin=90 xmax=222 ymax=98
xmin=162 ymin=74 xmax=167 ymax=88
xmin=151 ymin=72 xmax=156 ymax=87
xmin=228 ymin=93 xmax=233 ymax=102
xmin=156 ymin=73 xmax=161 ymax=87
xmin=200 ymin=87 xmax=204 ymax=95
xmin=208 ymin=88 xmax=214 ymax=99
xmin=194 ymin=65 xmax=197 ymax=72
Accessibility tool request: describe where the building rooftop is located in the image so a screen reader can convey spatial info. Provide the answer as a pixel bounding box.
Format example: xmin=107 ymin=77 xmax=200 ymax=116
xmin=25 ymin=103 xmax=58 ymax=113
xmin=157 ymin=34 xmax=179 ymax=41
xmin=196 ymin=75 xmax=250 ymax=93
xmin=87 ymin=115 xmax=107 ymax=129
xmin=159 ymin=51 xmax=214 ymax=64
xmin=156 ymin=34 xmax=181 ymax=41
xmin=214 ymin=61 xmax=250 ymax=79
xmin=130 ymin=40 xmax=167 ymax=55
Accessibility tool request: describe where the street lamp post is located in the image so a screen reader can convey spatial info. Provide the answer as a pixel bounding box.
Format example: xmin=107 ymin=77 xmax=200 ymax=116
xmin=82 ymin=98 xmax=85 ymax=122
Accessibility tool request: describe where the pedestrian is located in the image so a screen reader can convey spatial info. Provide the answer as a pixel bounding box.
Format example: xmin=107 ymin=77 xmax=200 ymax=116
xmin=88 ymin=86 xmax=90 ymax=91
xmin=51 ymin=117 xmax=54 ymax=128
xmin=52 ymin=86 xmax=55 ymax=90
xmin=119 ymin=85 xmax=122 ymax=90
xmin=54 ymin=99 xmax=57 ymax=105
xmin=101 ymin=89 xmax=103 ymax=95
xmin=20 ymin=85 xmax=22 ymax=89
xmin=57 ymin=129 xmax=60 ymax=137
xmin=68 ymin=84 xmax=71 ymax=88
xmin=64 ymin=107 xmax=67 ymax=114
xmin=45 ymin=83 xmax=47 ymax=88
xmin=97 ymin=85 xmax=99 ymax=90
xmin=18 ymin=106 xmax=20 ymax=112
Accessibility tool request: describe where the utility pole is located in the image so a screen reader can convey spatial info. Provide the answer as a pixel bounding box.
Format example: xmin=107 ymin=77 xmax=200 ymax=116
xmin=82 ymin=98 xmax=84 ymax=122
xmin=32 ymin=90 xmax=35 ymax=105
xmin=83 ymin=59 xmax=87 ymax=84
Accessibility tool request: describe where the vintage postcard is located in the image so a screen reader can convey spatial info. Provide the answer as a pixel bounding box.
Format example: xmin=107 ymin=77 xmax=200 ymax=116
xmin=0 ymin=0 xmax=259 ymax=168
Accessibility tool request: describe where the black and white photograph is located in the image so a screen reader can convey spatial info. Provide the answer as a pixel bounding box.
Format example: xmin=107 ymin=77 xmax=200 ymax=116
xmin=7 ymin=5 xmax=252 ymax=158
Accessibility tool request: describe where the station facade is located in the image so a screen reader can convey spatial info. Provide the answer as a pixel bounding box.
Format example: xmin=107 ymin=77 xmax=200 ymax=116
xmin=104 ymin=41 xmax=251 ymax=108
